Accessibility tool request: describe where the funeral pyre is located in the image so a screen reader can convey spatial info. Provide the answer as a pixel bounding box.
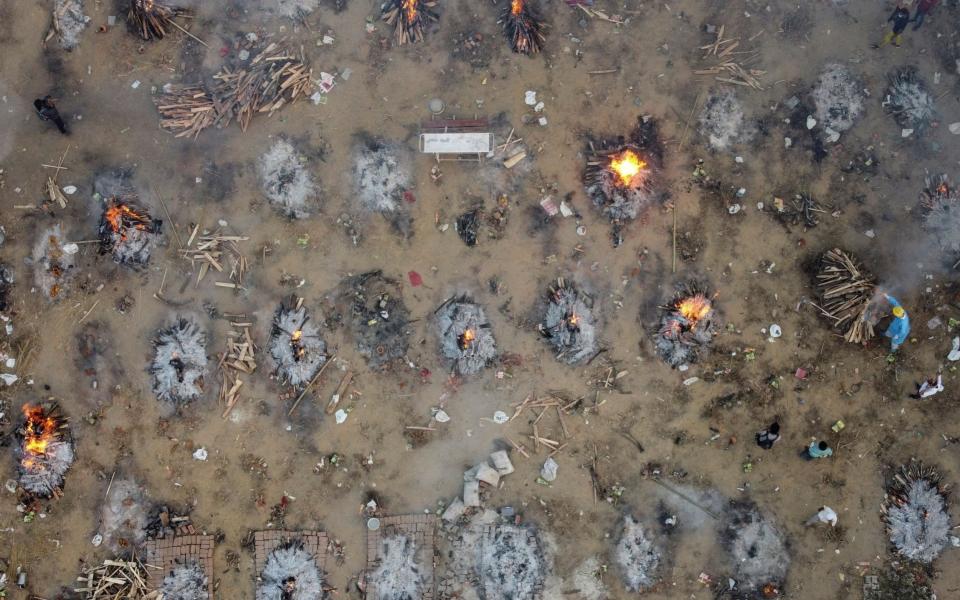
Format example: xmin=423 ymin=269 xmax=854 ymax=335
xmin=33 ymin=224 xmax=75 ymax=301
xmin=150 ymin=317 xmax=208 ymax=404
xmin=919 ymin=174 xmax=960 ymax=256
xmin=335 ymin=271 xmax=410 ymax=370
xmin=160 ymin=560 xmax=209 ymax=600
xmin=256 ymin=541 xmax=326 ymax=600
xmin=15 ymin=404 xmax=74 ymax=499
xmin=720 ymin=501 xmax=789 ymax=593
xmin=352 ymin=137 xmax=413 ymax=237
xmin=128 ymin=0 xmax=189 ymax=41
xmin=654 ymin=285 xmax=717 ymax=367
xmin=500 ymin=0 xmax=545 ymax=55
xmin=584 ymin=117 xmax=665 ymax=246
xmin=615 ymin=515 xmax=662 ymax=593
xmin=382 ymin=0 xmax=438 ymax=46
xmin=811 ymin=248 xmax=877 ymax=344
xmin=435 ymin=296 xmax=497 ymax=376
xmin=98 ymin=197 xmax=163 ymax=267
xmin=538 ymin=278 xmax=598 ymax=365
xmin=366 ymin=535 xmax=431 ymax=600
xmin=882 ymin=461 xmax=952 ymax=564
xmin=269 ymin=297 xmax=328 ymax=388
xmin=883 ymin=67 xmax=936 ymax=135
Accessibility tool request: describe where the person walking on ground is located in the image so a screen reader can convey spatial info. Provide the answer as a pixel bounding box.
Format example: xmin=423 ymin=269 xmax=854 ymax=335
xmin=874 ymin=2 xmax=912 ymax=48
xmin=756 ymin=422 xmax=781 ymax=450
xmin=804 ymin=505 xmax=838 ymax=527
xmin=911 ymin=367 xmax=944 ymax=399
xmin=33 ymin=95 xmax=68 ymax=135
xmin=804 ymin=440 xmax=833 ymax=460
xmin=912 ymin=0 xmax=940 ymax=30
xmin=883 ymin=293 xmax=910 ymax=352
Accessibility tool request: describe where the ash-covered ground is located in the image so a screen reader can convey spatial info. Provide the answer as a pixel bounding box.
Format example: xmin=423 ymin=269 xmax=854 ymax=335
xmin=159 ymin=560 xmax=209 ymax=600
xmin=435 ymin=296 xmax=497 ymax=375
xmin=268 ymin=298 xmax=328 ymax=387
xmin=150 ymin=317 xmax=208 ymax=404
xmin=256 ymin=542 xmax=325 ymax=600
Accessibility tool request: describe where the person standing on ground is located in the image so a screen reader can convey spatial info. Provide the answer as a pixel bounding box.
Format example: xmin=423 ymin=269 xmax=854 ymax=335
xmin=756 ymin=422 xmax=781 ymax=450
xmin=33 ymin=95 xmax=68 ymax=135
xmin=912 ymin=0 xmax=940 ymax=30
xmin=883 ymin=294 xmax=910 ymax=352
xmin=804 ymin=506 xmax=838 ymax=527
xmin=804 ymin=440 xmax=833 ymax=460
xmin=911 ymin=368 xmax=944 ymax=399
xmin=874 ymin=2 xmax=912 ymax=47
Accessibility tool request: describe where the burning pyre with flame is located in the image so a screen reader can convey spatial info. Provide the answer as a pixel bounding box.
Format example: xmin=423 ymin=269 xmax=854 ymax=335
xmin=128 ymin=0 xmax=189 ymax=41
xmin=98 ymin=197 xmax=163 ymax=267
xmin=920 ymin=174 xmax=960 ymax=256
xmin=150 ymin=317 xmax=208 ymax=404
xmin=584 ymin=117 xmax=665 ymax=246
xmin=33 ymin=224 xmax=75 ymax=301
xmin=15 ymin=404 xmax=74 ymax=499
xmin=654 ymin=285 xmax=718 ymax=367
xmin=270 ymin=297 xmax=327 ymax=387
xmin=382 ymin=0 xmax=439 ymax=46
xmin=500 ymin=0 xmax=545 ymax=55
xmin=539 ymin=278 xmax=598 ymax=364
xmin=436 ymin=296 xmax=497 ymax=375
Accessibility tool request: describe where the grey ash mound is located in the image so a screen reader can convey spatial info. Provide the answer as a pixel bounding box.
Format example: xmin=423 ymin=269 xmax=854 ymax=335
xmin=150 ymin=317 xmax=208 ymax=404
xmin=269 ymin=297 xmax=328 ymax=387
xmin=435 ymin=296 xmax=497 ymax=376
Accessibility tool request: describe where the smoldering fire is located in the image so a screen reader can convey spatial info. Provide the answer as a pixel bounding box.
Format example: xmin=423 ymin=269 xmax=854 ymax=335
xmin=98 ymin=197 xmax=163 ymax=267
xmin=435 ymin=296 xmax=497 ymax=375
xmin=269 ymin=297 xmax=328 ymax=388
xmin=15 ymin=404 xmax=74 ymax=499
xmin=538 ymin=278 xmax=598 ymax=365
xmin=654 ymin=286 xmax=718 ymax=368
xmin=150 ymin=317 xmax=208 ymax=404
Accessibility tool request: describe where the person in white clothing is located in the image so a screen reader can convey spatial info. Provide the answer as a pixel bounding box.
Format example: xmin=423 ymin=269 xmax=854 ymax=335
xmin=911 ymin=368 xmax=943 ymax=399
xmin=804 ymin=506 xmax=838 ymax=527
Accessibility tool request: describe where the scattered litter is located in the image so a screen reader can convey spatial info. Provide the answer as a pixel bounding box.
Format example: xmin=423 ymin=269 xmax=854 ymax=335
xmin=769 ymin=324 xmax=782 ymax=338
xmin=948 ymin=337 xmax=960 ymax=362
xmin=335 ymin=409 xmax=348 ymax=424
xmin=62 ymin=185 xmax=77 ymax=195
xmin=192 ymin=447 xmax=208 ymax=461
xmin=524 ymin=91 xmax=537 ymax=105
xmin=540 ymin=457 xmax=558 ymax=482
xmin=493 ymin=410 xmax=509 ymax=424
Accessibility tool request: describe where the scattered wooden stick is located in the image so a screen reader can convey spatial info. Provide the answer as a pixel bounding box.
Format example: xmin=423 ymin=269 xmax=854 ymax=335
xmin=287 ymin=355 xmax=336 ymax=416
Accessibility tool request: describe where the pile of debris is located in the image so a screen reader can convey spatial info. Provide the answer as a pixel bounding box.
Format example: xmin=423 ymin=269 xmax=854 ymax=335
xmin=33 ymin=224 xmax=75 ymax=301
xmin=435 ymin=296 xmax=497 ymax=376
xmin=455 ymin=196 xmax=509 ymax=247
xmin=770 ymin=193 xmax=824 ymax=230
xmin=336 ymin=271 xmax=410 ymax=369
xmin=100 ymin=479 xmax=150 ymax=552
xmin=49 ymin=0 xmax=90 ymax=50
xmin=583 ymin=117 xmax=665 ymax=246
xmin=256 ymin=541 xmax=326 ymax=600
xmin=15 ymin=404 xmax=74 ymax=499
xmin=695 ymin=25 xmax=765 ymax=90
xmin=128 ymin=0 xmax=189 ymax=41
xmin=217 ymin=323 xmax=257 ymax=419
xmin=811 ymin=248 xmax=877 ymax=344
xmin=810 ymin=63 xmax=865 ymax=141
xmin=0 ymin=263 xmax=12 ymax=313
xmin=883 ymin=67 xmax=936 ymax=135
xmin=366 ymin=535 xmax=431 ymax=599
xmin=499 ymin=0 xmax=545 ymax=55
xmin=654 ymin=284 xmax=718 ymax=368
xmin=159 ymin=560 xmax=208 ymax=600
xmin=919 ymin=174 xmax=960 ymax=256
xmin=150 ymin=317 xmax=208 ymax=404
xmin=145 ymin=504 xmax=195 ymax=540
xmin=615 ymin=515 xmax=662 ymax=593
xmin=179 ymin=229 xmax=249 ymax=289
xmin=720 ymin=501 xmax=789 ymax=592
xmin=698 ymin=88 xmax=753 ymax=151
xmin=538 ymin=278 xmax=599 ymax=365
xmin=382 ymin=0 xmax=439 ymax=45
xmin=74 ymin=559 xmax=152 ymax=599
xmin=98 ymin=197 xmax=163 ymax=268
xmin=882 ymin=461 xmax=952 ymax=563
xmin=258 ymin=139 xmax=320 ymax=219
xmin=352 ymin=138 xmax=413 ymax=236
xmin=269 ymin=297 xmax=327 ymax=388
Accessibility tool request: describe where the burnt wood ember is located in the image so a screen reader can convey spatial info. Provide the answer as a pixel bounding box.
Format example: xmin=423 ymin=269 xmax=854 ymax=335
xmin=128 ymin=0 xmax=188 ymax=41
xmin=538 ymin=278 xmax=598 ymax=364
xmin=654 ymin=284 xmax=718 ymax=368
xmin=812 ymin=248 xmax=877 ymax=344
xmin=435 ymin=296 xmax=497 ymax=376
xmin=336 ymin=271 xmax=411 ymax=370
xmin=382 ymin=0 xmax=439 ymax=46
xmin=269 ymin=297 xmax=328 ymax=388
xmin=499 ymin=0 xmax=545 ymax=55
xmin=15 ymin=404 xmax=74 ymax=499
xmin=98 ymin=197 xmax=163 ymax=267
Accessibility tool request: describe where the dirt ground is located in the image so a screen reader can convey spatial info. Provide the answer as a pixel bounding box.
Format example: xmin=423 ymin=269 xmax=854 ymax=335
xmin=1 ymin=0 xmax=960 ymax=598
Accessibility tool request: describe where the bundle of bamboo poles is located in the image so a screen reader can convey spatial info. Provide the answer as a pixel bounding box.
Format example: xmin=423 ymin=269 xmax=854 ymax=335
xmin=500 ymin=0 xmax=546 ymax=55
xmin=382 ymin=0 xmax=439 ymax=45
xmin=128 ymin=0 xmax=188 ymax=41
xmin=218 ymin=322 xmax=257 ymax=419
xmin=813 ymin=248 xmax=877 ymax=344
xmin=180 ymin=227 xmax=249 ymax=288
xmin=212 ymin=42 xmax=314 ymax=131
xmin=74 ymin=559 xmax=156 ymax=599
xmin=696 ymin=24 xmax=765 ymax=90
xmin=155 ymin=84 xmax=217 ymax=139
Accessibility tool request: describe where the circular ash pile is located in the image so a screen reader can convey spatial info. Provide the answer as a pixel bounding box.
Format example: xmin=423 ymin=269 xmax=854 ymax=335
xmin=352 ymin=138 xmax=413 ymax=237
xmin=720 ymin=501 xmax=789 ymax=592
xmin=15 ymin=404 xmax=74 ymax=499
xmin=336 ymin=271 xmax=410 ymax=369
xmin=583 ymin=117 xmax=665 ymax=246
xmin=150 ymin=317 xmax=208 ymax=404
xmin=538 ymin=278 xmax=598 ymax=365
xmin=97 ymin=197 xmax=163 ymax=267
xmin=275 ymin=0 xmax=318 ymax=21
xmin=810 ymin=63 xmax=865 ymax=139
xmin=159 ymin=560 xmax=208 ymax=600
xmin=884 ymin=67 xmax=936 ymax=134
xmin=100 ymin=479 xmax=150 ymax=552
xmin=919 ymin=174 xmax=960 ymax=254
xmin=614 ymin=515 xmax=662 ymax=593
xmin=883 ymin=462 xmax=952 ymax=563
xmin=698 ymin=88 xmax=752 ymax=151
xmin=477 ymin=523 xmax=548 ymax=599
xmin=367 ymin=534 xmax=430 ymax=600
xmin=0 ymin=263 xmax=13 ymax=312
xmin=269 ymin=297 xmax=327 ymax=387
xmin=256 ymin=541 xmax=326 ymax=600
xmin=258 ymin=138 xmax=319 ymax=219
xmin=52 ymin=0 xmax=89 ymax=50
xmin=654 ymin=285 xmax=718 ymax=368
xmin=435 ymin=296 xmax=497 ymax=376
xmin=33 ymin=224 xmax=76 ymax=301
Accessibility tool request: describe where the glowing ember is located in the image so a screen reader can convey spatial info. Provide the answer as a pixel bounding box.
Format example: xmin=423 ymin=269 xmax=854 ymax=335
xmin=403 ymin=0 xmax=417 ymax=23
xmin=677 ymin=294 xmax=712 ymax=329
xmin=567 ymin=313 xmax=580 ymax=329
xmin=609 ymin=149 xmax=646 ymax=187
xmin=105 ymin=202 xmax=152 ymax=240
xmin=22 ymin=405 xmax=56 ymax=457
xmin=511 ymin=0 xmax=523 ymax=16
xmin=291 ymin=329 xmax=306 ymax=360
xmin=459 ymin=328 xmax=477 ymax=349
xmin=16 ymin=404 xmax=74 ymax=498
xmin=655 ymin=286 xmax=718 ymax=367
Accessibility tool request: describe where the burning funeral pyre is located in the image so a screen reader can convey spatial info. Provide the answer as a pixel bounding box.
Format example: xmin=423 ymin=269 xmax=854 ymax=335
xmin=15 ymin=404 xmax=74 ymax=499
xmin=98 ymin=197 xmax=163 ymax=267
xmin=33 ymin=224 xmax=75 ymax=301
xmin=884 ymin=67 xmax=936 ymax=134
xmin=720 ymin=501 xmax=789 ymax=592
xmin=127 ymin=0 xmax=189 ymax=41
xmin=382 ymin=0 xmax=438 ymax=45
xmin=269 ymin=297 xmax=328 ymax=388
xmin=367 ymin=535 xmax=431 ymax=600
xmin=337 ymin=271 xmax=410 ymax=370
xmin=150 ymin=317 xmax=208 ymax=404
xmin=812 ymin=248 xmax=877 ymax=344
xmin=435 ymin=296 xmax=497 ymax=376
xmin=882 ymin=461 xmax=952 ymax=564
xmin=256 ymin=541 xmax=326 ymax=600
xmin=654 ymin=285 xmax=717 ymax=367
xmin=614 ymin=515 xmax=662 ymax=593
xmin=584 ymin=117 xmax=665 ymax=246
xmin=500 ymin=0 xmax=545 ymax=55
xmin=160 ymin=560 xmax=209 ymax=600
xmin=919 ymin=174 xmax=960 ymax=256
xmin=538 ymin=278 xmax=598 ymax=365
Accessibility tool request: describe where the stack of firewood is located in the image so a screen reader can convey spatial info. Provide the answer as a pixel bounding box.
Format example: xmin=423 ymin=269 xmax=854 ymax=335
xmin=218 ymin=323 xmax=257 ymax=419
xmin=500 ymin=0 xmax=545 ymax=55
xmin=382 ymin=0 xmax=439 ymax=45
xmin=180 ymin=227 xmax=249 ymax=289
xmin=74 ymin=559 xmax=154 ymax=599
xmin=128 ymin=0 xmax=187 ymax=41
xmin=155 ymin=85 xmax=217 ymax=139
xmin=813 ymin=248 xmax=877 ymax=344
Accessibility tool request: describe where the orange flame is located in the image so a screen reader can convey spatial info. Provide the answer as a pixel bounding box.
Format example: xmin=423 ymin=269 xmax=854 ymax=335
xmin=938 ymin=183 xmax=949 ymax=196
xmin=609 ymin=149 xmax=647 ymax=187
xmin=291 ymin=330 xmax=303 ymax=342
xmin=22 ymin=405 xmax=57 ymax=459
xmin=291 ymin=330 xmax=306 ymax=358
xmin=511 ymin=0 xmax=524 ymax=16
xmin=677 ymin=294 xmax=711 ymax=328
xmin=105 ymin=203 xmax=151 ymax=240
xmin=402 ymin=0 xmax=417 ymax=23
xmin=460 ymin=328 xmax=476 ymax=349
xmin=567 ymin=313 xmax=579 ymax=327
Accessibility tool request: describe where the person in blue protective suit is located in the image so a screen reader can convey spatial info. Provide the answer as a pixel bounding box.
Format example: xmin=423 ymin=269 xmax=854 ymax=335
xmin=883 ymin=294 xmax=910 ymax=351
